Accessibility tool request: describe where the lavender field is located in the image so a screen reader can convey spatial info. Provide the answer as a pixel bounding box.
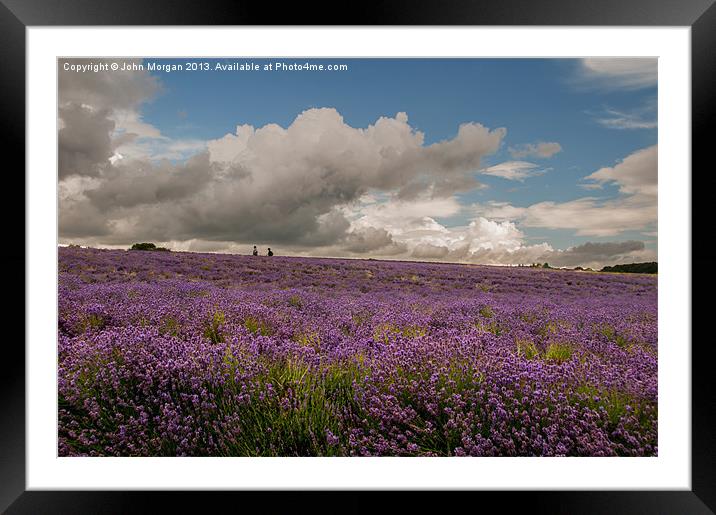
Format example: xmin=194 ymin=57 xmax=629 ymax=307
xmin=58 ymin=247 xmax=657 ymax=457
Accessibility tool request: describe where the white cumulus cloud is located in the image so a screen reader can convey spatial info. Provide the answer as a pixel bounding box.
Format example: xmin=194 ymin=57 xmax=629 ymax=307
xmin=575 ymin=58 xmax=657 ymax=91
xmin=474 ymin=145 xmax=657 ymax=237
xmin=509 ymin=142 xmax=562 ymax=159
xmin=480 ymin=161 xmax=549 ymax=181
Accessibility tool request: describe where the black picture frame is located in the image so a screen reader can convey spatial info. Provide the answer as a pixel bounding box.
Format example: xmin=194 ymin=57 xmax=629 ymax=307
xmin=3 ymin=0 xmax=713 ymax=513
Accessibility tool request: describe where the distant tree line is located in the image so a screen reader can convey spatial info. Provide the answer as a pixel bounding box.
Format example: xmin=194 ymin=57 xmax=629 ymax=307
xmin=524 ymin=263 xmax=555 ymax=269
xmin=129 ymin=242 xmax=170 ymax=252
xmin=600 ymin=262 xmax=657 ymax=274
xmin=516 ymin=261 xmax=659 ymax=273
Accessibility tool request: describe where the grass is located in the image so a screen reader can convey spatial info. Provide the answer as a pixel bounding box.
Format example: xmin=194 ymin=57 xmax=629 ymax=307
xmin=475 ymin=318 xmax=505 ymax=336
xmin=373 ymin=323 xmax=427 ymax=343
xmin=515 ymin=337 xmax=539 ymax=360
xmin=244 ymin=315 xmax=275 ymax=336
xmin=352 ymin=312 xmax=372 ymax=326
xmin=595 ymin=323 xmax=632 ymax=349
xmin=159 ymin=316 xmax=181 ymax=337
xmin=203 ymin=311 xmax=225 ymax=343
xmin=293 ymin=331 xmax=321 ymax=349
xmin=79 ymin=313 xmax=105 ymax=333
xmin=519 ymin=311 xmax=539 ymax=324
xmin=212 ymin=357 xmax=366 ymax=456
xmin=572 ymin=384 xmax=655 ymax=430
xmin=478 ymin=305 xmax=494 ymax=318
xmin=538 ymin=321 xmax=560 ymax=338
xmin=544 ymin=342 xmax=573 ymax=363
xmin=382 ymin=357 xmax=485 ymax=455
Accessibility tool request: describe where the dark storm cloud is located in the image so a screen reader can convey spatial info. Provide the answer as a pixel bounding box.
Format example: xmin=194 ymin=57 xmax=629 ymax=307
xmin=412 ymin=243 xmax=450 ymax=259
xmin=59 ymin=58 xmax=161 ymax=110
xmin=547 ymin=240 xmax=646 ymax=267
xmin=60 ymin=98 xmax=505 ymax=248
xmin=343 ymin=227 xmax=397 ymax=253
xmin=59 ymin=199 xmax=112 ymax=238
xmin=176 ymin=109 xmax=504 ymax=245
xmin=58 ymin=58 xmax=161 ymax=181
xmin=58 ymin=104 xmax=115 ymax=179
xmin=369 ymin=215 xmax=648 ymax=268
xmin=84 ymin=153 xmax=215 ymax=209
xmin=459 ymin=240 xmax=647 ymax=268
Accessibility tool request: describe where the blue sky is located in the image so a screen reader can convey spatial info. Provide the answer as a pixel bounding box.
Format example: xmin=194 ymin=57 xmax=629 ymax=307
xmin=59 ymin=57 xmax=657 ymax=267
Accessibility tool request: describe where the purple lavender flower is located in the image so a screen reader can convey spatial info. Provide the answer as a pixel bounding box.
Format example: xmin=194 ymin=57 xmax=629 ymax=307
xmin=58 ymin=246 xmax=657 ymax=457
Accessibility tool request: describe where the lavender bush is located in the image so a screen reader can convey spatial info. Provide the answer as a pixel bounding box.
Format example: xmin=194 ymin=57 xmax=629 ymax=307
xmin=58 ymin=247 xmax=657 ymax=457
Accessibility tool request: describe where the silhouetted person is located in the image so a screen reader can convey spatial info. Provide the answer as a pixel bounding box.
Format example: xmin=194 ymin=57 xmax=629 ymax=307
xmin=252 ymin=246 xmax=258 ymax=256
xmin=267 ymin=248 xmax=274 ymax=256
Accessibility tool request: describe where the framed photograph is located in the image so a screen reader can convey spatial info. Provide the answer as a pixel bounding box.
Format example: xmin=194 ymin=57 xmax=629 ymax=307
xmin=6 ymin=0 xmax=714 ymax=512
